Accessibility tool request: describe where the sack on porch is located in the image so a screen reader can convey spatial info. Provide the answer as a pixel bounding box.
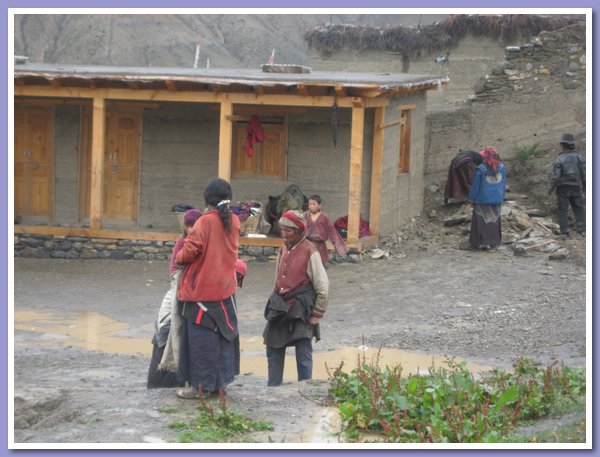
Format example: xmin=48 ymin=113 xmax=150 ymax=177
xmin=232 ymin=201 xmax=267 ymax=235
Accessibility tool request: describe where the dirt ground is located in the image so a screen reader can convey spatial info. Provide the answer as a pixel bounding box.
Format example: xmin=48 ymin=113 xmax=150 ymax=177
xmin=12 ymin=198 xmax=587 ymax=445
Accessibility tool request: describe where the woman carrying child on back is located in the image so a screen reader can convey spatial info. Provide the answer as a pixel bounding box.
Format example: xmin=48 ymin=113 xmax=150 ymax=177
xmin=147 ymin=208 xmax=202 ymax=389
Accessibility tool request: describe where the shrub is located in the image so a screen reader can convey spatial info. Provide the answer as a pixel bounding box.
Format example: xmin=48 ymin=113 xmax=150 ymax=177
xmin=328 ymin=354 xmax=585 ymax=443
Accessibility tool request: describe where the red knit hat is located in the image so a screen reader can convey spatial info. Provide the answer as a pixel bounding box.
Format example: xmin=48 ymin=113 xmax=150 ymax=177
xmin=279 ymin=210 xmax=306 ymax=232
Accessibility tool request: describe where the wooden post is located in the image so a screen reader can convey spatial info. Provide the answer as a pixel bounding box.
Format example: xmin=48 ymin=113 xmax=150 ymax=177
xmin=369 ymin=107 xmax=384 ymax=236
xmin=347 ymin=105 xmax=364 ymax=246
xmin=218 ymin=101 xmax=233 ymax=181
xmin=89 ymin=97 xmax=105 ymax=230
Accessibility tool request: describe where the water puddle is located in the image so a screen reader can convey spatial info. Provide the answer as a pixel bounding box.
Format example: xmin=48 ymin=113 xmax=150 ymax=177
xmin=240 ymin=344 xmax=496 ymax=381
xmin=15 ymin=311 xmax=496 ymax=378
xmin=14 ymin=310 xmax=150 ymax=356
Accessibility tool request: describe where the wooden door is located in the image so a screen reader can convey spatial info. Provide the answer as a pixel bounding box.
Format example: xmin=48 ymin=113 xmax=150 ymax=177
xmin=103 ymin=111 xmax=141 ymax=221
xmin=14 ymin=107 xmax=53 ymax=218
xmin=232 ymin=122 xmax=286 ymax=179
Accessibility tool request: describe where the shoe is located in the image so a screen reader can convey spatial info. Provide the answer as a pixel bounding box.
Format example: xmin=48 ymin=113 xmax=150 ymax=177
xmin=176 ymin=386 xmax=198 ymax=400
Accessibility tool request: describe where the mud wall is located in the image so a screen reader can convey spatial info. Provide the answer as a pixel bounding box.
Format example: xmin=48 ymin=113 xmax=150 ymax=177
xmin=424 ymin=21 xmax=587 ymax=186
xmin=309 ymin=21 xmax=587 ymax=193
xmin=309 ymin=34 xmax=506 ymax=112
xmin=53 ymin=105 xmax=81 ymax=223
xmin=379 ymin=93 xmax=427 ymax=234
xmin=47 ymin=99 xmax=429 ymax=234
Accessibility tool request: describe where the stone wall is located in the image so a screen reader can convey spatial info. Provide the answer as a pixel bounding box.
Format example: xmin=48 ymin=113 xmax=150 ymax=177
xmin=14 ymin=234 xmax=279 ymax=260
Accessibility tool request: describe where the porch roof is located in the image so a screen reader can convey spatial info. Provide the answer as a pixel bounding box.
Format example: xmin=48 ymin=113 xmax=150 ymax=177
xmin=14 ymin=62 xmax=449 ymax=99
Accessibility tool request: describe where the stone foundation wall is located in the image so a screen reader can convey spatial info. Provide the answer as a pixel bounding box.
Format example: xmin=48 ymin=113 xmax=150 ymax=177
xmin=14 ymin=234 xmax=279 ymax=261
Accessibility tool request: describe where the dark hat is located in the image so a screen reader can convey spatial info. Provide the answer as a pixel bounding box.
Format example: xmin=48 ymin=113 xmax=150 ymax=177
xmin=183 ymin=208 xmax=202 ymax=227
xmin=560 ymin=133 xmax=576 ymax=147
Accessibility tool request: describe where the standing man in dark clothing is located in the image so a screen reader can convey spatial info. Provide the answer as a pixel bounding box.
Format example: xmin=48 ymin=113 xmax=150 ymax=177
xmin=549 ymin=133 xmax=586 ymax=237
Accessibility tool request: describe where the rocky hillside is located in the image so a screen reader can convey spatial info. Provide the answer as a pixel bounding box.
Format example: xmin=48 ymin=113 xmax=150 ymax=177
xmin=13 ymin=14 xmax=447 ymax=68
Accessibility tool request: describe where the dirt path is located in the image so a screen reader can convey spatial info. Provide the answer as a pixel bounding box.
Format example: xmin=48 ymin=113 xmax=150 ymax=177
xmin=12 ymin=233 xmax=586 ymax=444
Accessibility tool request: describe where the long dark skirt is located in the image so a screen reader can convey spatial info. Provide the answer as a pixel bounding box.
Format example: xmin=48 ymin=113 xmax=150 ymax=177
xmin=178 ymin=319 xmax=236 ymax=392
xmin=147 ymin=342 xmax=184 ymax=388
xmin=470 ymin=204 xmax=502 ymax=248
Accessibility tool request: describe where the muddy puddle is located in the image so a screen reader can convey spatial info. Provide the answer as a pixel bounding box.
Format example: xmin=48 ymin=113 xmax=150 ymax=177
xmin=14 ymin=310 xmax=496 ymax=378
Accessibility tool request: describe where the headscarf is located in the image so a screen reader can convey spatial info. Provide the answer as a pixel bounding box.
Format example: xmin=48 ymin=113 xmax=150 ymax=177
xmin=278 ymin=210 xmax=306 ymax=233
xmin=183 ymin=208 xmax=202 ymax=227
xmin=481 ymin=146 xmax=501 ymax=173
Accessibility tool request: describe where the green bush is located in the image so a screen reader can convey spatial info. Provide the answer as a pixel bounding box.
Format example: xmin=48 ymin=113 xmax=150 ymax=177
xmin=516 ymin=143 xmax=540 ymax=161
xmin=328 ymin=355 xmax=585 ymax=443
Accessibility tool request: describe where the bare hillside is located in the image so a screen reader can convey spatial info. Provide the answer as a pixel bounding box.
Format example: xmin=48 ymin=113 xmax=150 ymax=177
xmin=13 ymin=14 xmax=447 ymax=68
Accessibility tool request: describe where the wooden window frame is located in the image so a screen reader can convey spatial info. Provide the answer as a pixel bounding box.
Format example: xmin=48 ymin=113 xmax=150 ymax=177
xmin=231 ymin=114 xmax=288 ymax=181
xmin=398 ymin=108 xmax=412 ymax=174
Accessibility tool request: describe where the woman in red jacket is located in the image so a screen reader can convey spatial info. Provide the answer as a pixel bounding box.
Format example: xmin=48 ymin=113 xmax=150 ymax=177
xmin=175 ymin=178 xmax=240 ymax=402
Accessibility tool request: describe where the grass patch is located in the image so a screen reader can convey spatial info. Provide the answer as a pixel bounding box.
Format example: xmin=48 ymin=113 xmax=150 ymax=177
xmin=328 ymin=353 xmax=585 ymax=443
xmin=158 ymin=406 xmax=178 ymax=414
xmin=169 ymin=398 xmax=273 ymax=443
xmin=80 ymin=415 xmax=102 ymax=425
xmin=516 ymin=143 xmax=540 ymax=161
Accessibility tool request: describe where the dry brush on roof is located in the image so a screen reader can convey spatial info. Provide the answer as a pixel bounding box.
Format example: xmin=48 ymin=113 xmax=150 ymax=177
xmin=304 ymin=15 xmax=580 ymax=56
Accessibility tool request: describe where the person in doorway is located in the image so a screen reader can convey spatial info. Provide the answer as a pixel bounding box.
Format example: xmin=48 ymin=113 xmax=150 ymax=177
xmin=304 ymin=194 xmax=349 ymax=267
xmin=147 ymin=208 xmax=202 ymax=389
xmin=468 ymin=147 xmax=506 ymax=250
xmin=548 ymin=133 xmax=586 ymax=237
xmin=263 ymin=210 xmax=329 ymax=387
xmin=174 ymin=178 xmax=240 ymax=402
xmin=443 ymin=149 xmax=484 ymax=205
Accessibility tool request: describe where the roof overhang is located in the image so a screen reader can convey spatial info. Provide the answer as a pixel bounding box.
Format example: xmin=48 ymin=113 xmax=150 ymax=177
xmin=14 ymin=63 xmax=449 ymax=100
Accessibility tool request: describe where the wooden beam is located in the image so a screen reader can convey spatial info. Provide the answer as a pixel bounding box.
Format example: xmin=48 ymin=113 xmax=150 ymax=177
xmin=49 ymin=78 xmax=61 ymax=88
xmin=297 ymin=84 xmax=309 ymax=96
xmin=218 ymin=101 xmax=233 ymax=181
xmin=397 ymin=103 xmax=417 ymax=111
xmin=226 ymin=114 xmax=283 ymax=124
xmin=347 ymin=106 xmax=364 ymax=246
xmin=360 ymin=89 xmax=383 ymax=98
xmin=379 ymin=117 xmax=406 ymax=129
xmin=232 ymin=106 xmax=307 ymax=115
xmin=15 ymin=85 xmax=378 ymax=109
xmin=108 ymin=102 xmax=160 ymax=109
xmin=364 ymin=97 xmax=390 ymax=108
xmin=369 ymin=107 xmax=384 ymax=237
xmin=351 ymin=97 xmax=364 ymax=108
xmin=334 ymin=86 xmax=346 ymax=98
xmin=90 ymin=97 xmax=105 ymax=230
xmin=254 ymin=86 xmax=265 ymax=95
xmin=165 ymin=80 xmax=178 ymax=91
xmin=14 ymin=224 xmax=286 ymax=247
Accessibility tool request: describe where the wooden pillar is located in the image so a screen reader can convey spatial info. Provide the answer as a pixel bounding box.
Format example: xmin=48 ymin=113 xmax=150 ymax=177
xmin=218 ymin=101 xmax=233 ymax=181
xmin=369 ymin=107 xmax=384 ymax=237
xmin=347 ymin=105 xmax=364 ymax=246
xmin=89 ymin=97 xmax=105 ymax=230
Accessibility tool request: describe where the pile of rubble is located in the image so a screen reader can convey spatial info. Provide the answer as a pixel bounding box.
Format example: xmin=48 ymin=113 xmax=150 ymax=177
xmin=363 ymin=193 xmax=571 ymax=262
xmin=442 ymin=197 xmax=569 ymax=259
